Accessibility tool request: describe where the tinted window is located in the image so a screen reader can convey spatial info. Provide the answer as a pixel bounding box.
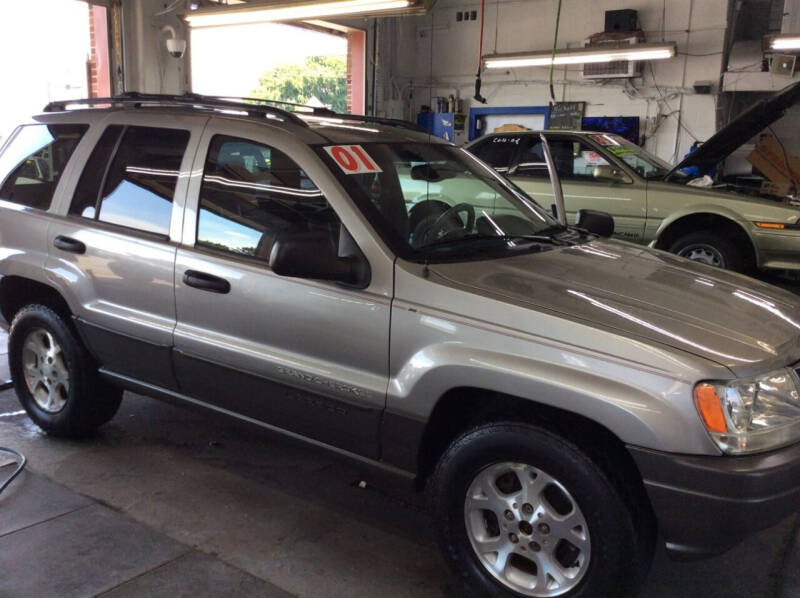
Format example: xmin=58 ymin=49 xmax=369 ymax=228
xmin=92 ymin=126 xmax=189 ymax=235
xmin=69 ymin=125 xmax=125 ymax=218
xmin=470 ymin=136 xmax=521 ymax=171
xmin=197 ymin=135 xmax=339 ymax=261
xmin=0 ymin=124 xmax=88 ymax=210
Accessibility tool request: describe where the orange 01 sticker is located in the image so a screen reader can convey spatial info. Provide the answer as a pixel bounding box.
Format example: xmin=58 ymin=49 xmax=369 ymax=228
xmin=324 ymin=145 xmax=382 ymax=174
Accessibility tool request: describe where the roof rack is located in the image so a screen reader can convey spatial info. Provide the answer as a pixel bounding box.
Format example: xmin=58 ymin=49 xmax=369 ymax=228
xmin=211 ymin=95 xmax=427 ymax=133
xmin=44 ymin=92 xmax=426 ymax=134
xmin=43 ymin=92 xmax=309 ymax=127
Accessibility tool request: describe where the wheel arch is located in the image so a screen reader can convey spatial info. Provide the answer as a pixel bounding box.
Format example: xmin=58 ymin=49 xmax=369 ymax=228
xmin=653 ymin=211 xmax=757 ymax=268
xmin=414 ymin=387 xmax=656 ymax=536
xmin=0 ymin=275 xmax=74 ymax=325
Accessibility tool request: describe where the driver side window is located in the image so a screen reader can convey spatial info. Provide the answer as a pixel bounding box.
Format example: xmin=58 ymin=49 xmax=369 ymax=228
xmin=516 ymin=137 xmax=609 ymax=181
xmin=196 ymin=135 xmax=340 ymax=262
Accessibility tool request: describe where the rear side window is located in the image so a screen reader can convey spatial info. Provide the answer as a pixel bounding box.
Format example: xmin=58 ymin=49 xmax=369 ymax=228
xmin=69 ymin=125 xmax=190 ymax=236
xmin=196 ymin=135 xmax=339 ymax=261
xmin=470 ymin=136 xmax=521 ymax=172
xmin=0 ymin=124 xmax=88 ymax=210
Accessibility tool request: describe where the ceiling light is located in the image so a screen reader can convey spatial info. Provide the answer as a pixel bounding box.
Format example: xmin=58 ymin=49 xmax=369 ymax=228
xmin=184 ymin=0 xmax=413 ymax=27
xmin=484 ymin=42 xmax=677 ymax=69
xmin=770 ymin=35 xmax=800 ymax=50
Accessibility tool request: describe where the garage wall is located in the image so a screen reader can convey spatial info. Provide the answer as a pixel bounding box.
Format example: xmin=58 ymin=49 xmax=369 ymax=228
xmin=374 ymin=0 xmax=729 ymax=162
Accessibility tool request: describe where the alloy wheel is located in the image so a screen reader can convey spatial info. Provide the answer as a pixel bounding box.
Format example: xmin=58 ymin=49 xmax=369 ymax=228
xmin=21 ymin=328 xmax=70 ymax=413
xmin=464 ymin=462 xmax=591 ymax=597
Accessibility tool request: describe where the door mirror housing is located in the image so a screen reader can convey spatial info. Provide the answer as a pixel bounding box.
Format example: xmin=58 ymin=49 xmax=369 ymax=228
xmin=269 ymin=229 xmax=370 ymax=288
xmin=575 ymin=209 xmax=615 ymax=237
xmin=593 ymin=164 xmax=631 ymax=184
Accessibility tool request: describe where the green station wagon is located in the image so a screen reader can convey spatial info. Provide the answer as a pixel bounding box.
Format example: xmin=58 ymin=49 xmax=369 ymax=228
xmin=466 ymin=83 xmax=800 ymax=273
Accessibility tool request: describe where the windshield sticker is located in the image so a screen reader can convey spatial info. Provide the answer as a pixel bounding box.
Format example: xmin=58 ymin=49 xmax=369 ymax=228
xmin=588 ymin=134 xmax=619 ymax=147
xmin=492 ymin=137 xmax=521 ymax=144
xmin=606 ymin=146 xmax=636 ymax=157
xmin=324 ymin=145 xmax=383 ymax=174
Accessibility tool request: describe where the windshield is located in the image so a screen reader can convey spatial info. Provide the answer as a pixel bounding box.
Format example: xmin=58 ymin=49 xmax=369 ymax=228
xmin=587 ymin=133 xmax=686 ymax=180
xmin=318 ymin=143 xmax=564 ymax=262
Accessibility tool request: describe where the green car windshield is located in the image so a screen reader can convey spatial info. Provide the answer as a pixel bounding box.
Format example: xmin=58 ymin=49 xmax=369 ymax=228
xmin=318 ymin=143 xmax=565 ymax=262
xmin=588 ymin=133 xmax=687 ymax=180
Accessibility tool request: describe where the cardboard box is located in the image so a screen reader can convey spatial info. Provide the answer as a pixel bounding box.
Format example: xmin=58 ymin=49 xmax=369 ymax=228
xmin=760 ymin=179 xmax=794 ymax=197
xmin=747 ymin=135 xmax=800 ymax=194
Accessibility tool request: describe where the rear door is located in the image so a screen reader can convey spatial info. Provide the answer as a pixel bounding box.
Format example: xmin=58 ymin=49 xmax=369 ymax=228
xmin=510 ymin=135 xmax=648 ymax=242
xmin=45 ymin=113 xmax=203 ymax=389
xmin=0 ymin=123 xmax=89 ymax=294
xmin=172 ymin=120 xmax=391 ymax=458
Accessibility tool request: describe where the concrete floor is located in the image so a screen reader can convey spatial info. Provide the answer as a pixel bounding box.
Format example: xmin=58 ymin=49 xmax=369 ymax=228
xmin=1 ymin=330 xmax=800 ymax=597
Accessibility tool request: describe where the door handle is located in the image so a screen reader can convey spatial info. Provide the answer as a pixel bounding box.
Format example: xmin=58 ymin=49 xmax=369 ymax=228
xmin=53 ymin=235 xmax=86 ymax=254
xmin=183 ymin=270 xmax=231 ymax=294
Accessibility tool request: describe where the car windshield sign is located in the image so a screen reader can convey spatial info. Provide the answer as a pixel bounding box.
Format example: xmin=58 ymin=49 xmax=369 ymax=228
xmin=318 ymin=143 xmax=565 ymax=262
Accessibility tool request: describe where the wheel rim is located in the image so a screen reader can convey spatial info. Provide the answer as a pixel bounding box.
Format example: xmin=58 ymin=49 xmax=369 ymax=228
xmin=677 ymin=243 xmax=725 ymax=268
xmin=21 ymin=328 xmax=69 ymax=413
xmin=464 ymin=462 xmax=591 ymax=597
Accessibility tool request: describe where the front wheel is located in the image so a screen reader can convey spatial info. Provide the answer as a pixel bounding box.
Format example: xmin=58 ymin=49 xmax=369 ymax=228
xmin=430 ymin=423 xmax=643 ymax=598
xmin=8 ymin=304 xmax=122 ymax=437
xmin=668 ymin=230 xmax=744 ymax=271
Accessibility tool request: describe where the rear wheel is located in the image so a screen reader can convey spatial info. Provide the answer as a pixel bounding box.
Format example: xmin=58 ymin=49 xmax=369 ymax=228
xmin=430 ymin=422 xmax=643 ymax=598
xmin=668 ymin=230 xmax=744 ymax=271
xmin=8 ymin=304 xmax=122 ymax=436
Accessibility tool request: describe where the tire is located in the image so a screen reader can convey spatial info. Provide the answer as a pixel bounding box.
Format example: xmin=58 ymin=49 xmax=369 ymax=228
xmin=668 ymin=230 xmax=744 ymax=271
xmin=430 ymin=422 xmax=642 ymax=598
xmin=8 ymin=304 xmax=122 ymax=437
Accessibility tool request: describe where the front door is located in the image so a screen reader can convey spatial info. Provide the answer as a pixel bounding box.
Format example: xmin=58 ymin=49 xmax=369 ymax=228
xmin=172 ymin=126 xmax=390 ymax=458
xmin=510 ymin=135 xmax=647 ymax=242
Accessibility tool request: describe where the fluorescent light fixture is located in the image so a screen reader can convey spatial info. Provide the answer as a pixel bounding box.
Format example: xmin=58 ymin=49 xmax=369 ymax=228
xmin=770 ymin=35 xmax=800 ymax=50
xmin=184 ymin=0 xmax=413 ymax=27
xmin=484 ymin=42 xmax=677 ymax=69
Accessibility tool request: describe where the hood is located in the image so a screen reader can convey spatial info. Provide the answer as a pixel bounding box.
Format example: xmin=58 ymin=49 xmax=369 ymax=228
xmin=646 ymin=179 xmax=800 ymax=217
xmin=430 ymin=240 xmax=800 ymax=376
xmin=668 ymin=80 xmax=800 ymax=179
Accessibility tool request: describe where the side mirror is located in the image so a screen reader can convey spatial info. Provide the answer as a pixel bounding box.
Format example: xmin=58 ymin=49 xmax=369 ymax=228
xmin=269 ymin=229 xmax=369 ymax=287
xmin=593 ymin=165 xmax=631 ymax=184
xmin=575 ymin=209 xmax=614 ymax=237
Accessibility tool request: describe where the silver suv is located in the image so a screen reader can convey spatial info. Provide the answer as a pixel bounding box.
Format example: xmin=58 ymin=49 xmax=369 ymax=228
xmin=2 ymin=93 xmax=800 ymax=598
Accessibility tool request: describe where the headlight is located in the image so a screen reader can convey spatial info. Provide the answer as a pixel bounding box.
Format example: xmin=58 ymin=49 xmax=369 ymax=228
xmin=694 ymin=367 xmax=800 ymax=454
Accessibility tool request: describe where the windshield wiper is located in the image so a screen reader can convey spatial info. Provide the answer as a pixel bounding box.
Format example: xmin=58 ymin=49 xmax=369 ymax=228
xmin=420 ymin=233 xmax=560 ymax=254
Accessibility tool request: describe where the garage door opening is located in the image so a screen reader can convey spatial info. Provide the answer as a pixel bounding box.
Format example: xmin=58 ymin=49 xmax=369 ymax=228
xmin=0 ymin=0 xmax=95 ymax=140
xmin=191 ymin=22 xmax=365 ymax=115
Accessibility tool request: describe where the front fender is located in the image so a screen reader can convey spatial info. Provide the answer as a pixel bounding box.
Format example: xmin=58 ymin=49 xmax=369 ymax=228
xmin=390 ymin=343 xmax=708 ymax=452
xmin=654 ymin=204 xmax=753 ymax=241
xmin=386 ymin=296 xmax=727 ymax=467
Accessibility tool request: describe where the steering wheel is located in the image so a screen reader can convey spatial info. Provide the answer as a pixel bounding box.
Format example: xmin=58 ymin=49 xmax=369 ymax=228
xmin=414 ymin=203 xmax=476 ymax=247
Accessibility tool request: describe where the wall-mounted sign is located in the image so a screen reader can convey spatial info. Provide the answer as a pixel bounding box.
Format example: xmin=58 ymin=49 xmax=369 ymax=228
xmin=547 ymin=102 xmax=586 ymax=131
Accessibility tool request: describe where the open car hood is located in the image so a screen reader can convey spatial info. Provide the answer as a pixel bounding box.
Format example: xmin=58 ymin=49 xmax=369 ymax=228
xmin=667 ymin=80 xmax=800 ymax=180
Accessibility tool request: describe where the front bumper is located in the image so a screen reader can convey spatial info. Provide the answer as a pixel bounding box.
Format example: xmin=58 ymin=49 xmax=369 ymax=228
xmin=752 ymin=227 xmax=800 ymax=270
xmin=628 ymin=443 xmax=800 ymax=559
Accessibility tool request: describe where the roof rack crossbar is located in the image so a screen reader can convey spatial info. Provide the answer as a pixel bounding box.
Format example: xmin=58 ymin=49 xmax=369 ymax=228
xmin=44 ymin=92 xmax=309 ymax=127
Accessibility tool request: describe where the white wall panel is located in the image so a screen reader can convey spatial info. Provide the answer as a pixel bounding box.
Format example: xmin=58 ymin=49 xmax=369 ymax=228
xmin=377 ymin=0 xmax=729 ymax=161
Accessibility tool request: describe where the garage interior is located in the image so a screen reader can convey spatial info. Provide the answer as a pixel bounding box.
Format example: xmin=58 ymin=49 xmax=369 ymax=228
xmin=3 ymin=1 xmax=800 ymax=597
